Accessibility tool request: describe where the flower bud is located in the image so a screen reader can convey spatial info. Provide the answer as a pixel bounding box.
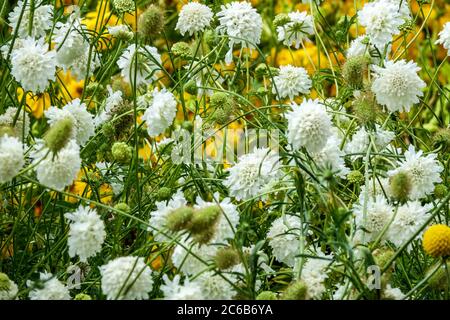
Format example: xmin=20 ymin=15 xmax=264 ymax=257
xmin=342 ymin=55 xmax=369 ymax=89
xmin=74 ymin=293 xmax=92 ymax=300
xmin=184 ymin=80 xmax=198 ymax=96
xmin=189 ymin=205 xmax=221 ymax=234
xmin=281 ymin=280 xmax=308 ymax=300
xmin=256 ymin=291 xmax=278 ymax=300
xmin=156 ymin=187 xmax=172 ymax=201
xmin=138 ymin=5 xmax=165 ymax=37
xmin=111 ymin=142 xmax=133 ymax=164
xmin=433 ymin=128 xmax=450 ymax=153
xmin=114 ymin=202 xmax=130 ymax=213
xmin=347 ymin=170 xmax=364 ymax=184
xmin=352 ymin=91 xmax=381 ymax=124
xmin=273 ymin=13 xmax=290 ymax=28
xmin=171 ymin=42 xmax=192 ymax=59
xmin=0 ymin=126 xmax=16 ymax=138
xmin=434 ymin=184 xmax=448 ymax=199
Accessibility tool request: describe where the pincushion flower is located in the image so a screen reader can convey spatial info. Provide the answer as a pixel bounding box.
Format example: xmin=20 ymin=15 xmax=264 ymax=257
xmin=371 ymin=60 xmax=426 ymax=112
xmin=301 ymin=251 xmax=333 ymax=299
xmin=436 ymin=22 xmax=450 ymax=56
xmin=8 ymin=1 xmax=53 ymax=38
xmin=276 ymin=11 xmax=314 ymax=49
xmin=141 ymin=88 xmax=178 ymax=137
xmin=176 ymin=2 xmax=213 ymax=36
xmin=161 ymin=275 xmax=204 ymax=300
xmin=0 ymin=135 xmax=25 ymax=184
xmin=216 ymin=1 xmax=263 ymax=64
xmin=117 ymin=44 xmax=162 ymax=85
xmin=27 ymin=272 xmax=70 ymax=300
xmin=272 ymin=65 xmax=312 ymax=100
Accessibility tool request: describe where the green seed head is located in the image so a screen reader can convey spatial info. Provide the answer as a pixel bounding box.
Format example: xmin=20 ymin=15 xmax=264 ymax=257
xmin=389 ymin=172 xmax=412 ymax=203
xmin=111 ymin=142 xmax=133 ymax=164
xmin=434 ymin=184 xmax=448 ymax=199
xmin=156 ymin=187 xmax=172 ymax=201
xmin=281 ymin=280 xmax=308 ymax=300
xmin=273 ymin=13 xmax=290 ymax=28
xmin=0 ymin=126 xmax=16 ymax=138
xmin=428 ymin=262 xmax=450 ymax=291
xmin=114 ymin=202 xmax=131 ymax=213
xmin=352 ymin=91 xmax=381 ymax=124
xmin=112 ymin=0 xmax=135 ymax=13
xmin=44 ymin=117 xmax=74 ymax=153
xmin=347 ymin=170 xmax=364 ymax=184
xmin=342 ymin=55 xmax=369 ymax=89
xmin=212 ymin=108 xmax=230 ymax=125
xmin=256 ymin=291 xmax=278 ymax=300
xmin=210 ymin=92 xmax=233 ymax=110
xmin=171 ymin=42 xmax=192 ymax=59
xmin=102 ymin=122 xmax=116 ymax=139
xmin=189 ymin=205 xmax=221 ymax=234
xmin=166 ymin=206 xmax=194 ymax=232
xmin=214 ymin=247 xmax=240 ymax=270
xmin=433 ymin=128 xmax=450 ymax=153
xmin=74 ymin=293 xmax=93 ymax=300
xmin=138 ymin=5 xmax=165 ymax=37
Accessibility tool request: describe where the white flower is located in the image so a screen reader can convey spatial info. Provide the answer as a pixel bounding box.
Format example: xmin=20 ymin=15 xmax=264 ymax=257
xmin=94 ymin=86 xmax=123 ymax=127
xmin=267 ymin=214 xmax=304 ymax=267
xmin=358 ymin=0 xmax=404 ymax=49
xmin=8 ymin=1 xmax=53 ymax=38
xmin=100 ymin=256 xmax=153 ymax=300
xmin=10 ymin=37 xmax=56 ymax=93
xmin=353 ymin=195 xmax=394 ymax=244
xmin=386 ymin=201 xmax=432 ymax=247
xmin=141 ymin=88 xmax=178 ymax=137
xmin=108 ymin=24 xmax=132 ymax=38
xmin=286 ymin=99 xmax=333 ymax=153
xmin=383 ymin=284 xmax=405 ymax=300
xmin=310 ymin=133 xmax=349 ymax=178
xmin=28 ymin=272 xmax=70 ymax=300
xmin=148 ymin=190 xmax=187 ymax=242
xmin=45 ymin=99 xmax=95 ymax=146
xmin=347 ymin=35 xmax=371 ymax=58
xmin=171 ymin=239 xmax=218 ymax=275
xmin=371 ymin=60 xmax=426 ymax=112
xmin=277 ymin=11 xmax=314 ymax=49
xmin=436 ymin=22 xmax=450 ymax=56
xmin=272 ymin=65 xmax=312 ymax=100
xmin=65 ymin=206 xmax=106 ymax=262
xmin=0 ymin=135 xmax=24 ymax=184
xmin=0 ymin=107 xmax=30 ymax=140
xmin=31 ymin=139 xmax=81 ymax=191
xmin=301 ymin=250 xmax=333 ymax=299
xmin=359 ymin=177 xmax=391 ymax=203
xmin=0 ymin=274 xmax=18 ymax=300
xmin=192 ymin=271 xmax=236 ymax=300
xmin=160 ymin=275 xmax=204 ymax=300
xmin=194 ymin=193 xmax=240 ymax=244
xmin=216 ymin=1 xmax=263 ymax=64
xmin=224 ymin=147 xmax=281 ymax=201
xmin=176 ymin=2 xmax=213 ymax=36
xmin=384 ymin=0 xmax=411 ymax=20
xmin=345 ymin=125 xmax=395 ymax=159
xmin=117 ymin=44 xmax=162 ymax=85
xmin=388 ymin=145 xmax=443 ymax=200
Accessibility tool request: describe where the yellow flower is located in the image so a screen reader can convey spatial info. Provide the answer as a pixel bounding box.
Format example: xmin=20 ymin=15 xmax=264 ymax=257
xmin=423 ymin=224 xmax=450 ymax=258
xmin=17 ymin=88 xmax=51 ymax=119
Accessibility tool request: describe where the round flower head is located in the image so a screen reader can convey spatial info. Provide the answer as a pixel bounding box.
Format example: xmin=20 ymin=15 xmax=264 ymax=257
xmin=272 ymin=65 xmax=312 ymax=100
xmin=386 ymin=201 xmax=432 ymax=248
xmin=171 ymin=238 xmax=218 ymax=275
xmin=286 ymin=99 xmax=333 ymax=153
xmin=10 ymin=37 xmax=56 ymax=93
xmin=65 ymin=206 xmax=106 ymax=262
xmin=0 ymin=273 xmax=18 ymax=300
xmin=100 ymin=256 xmax=153 ymax=300
xmin=8 ymin=1 xmax=53 ymax=38
xmin=267 ymin=214 xmax=304 ymax=267
xmin=347 ymin=36 xmax=371 ymax=58
xmin=383 ymin=284 xmax=405 ymax=300
xmin=176 ymin=2 xmax=213 ymax=36
xmin=0 ymin=135 xmax=24 ymax=184
xmin=276 ymin=11 xmax=314 ymax=49
xmin=345 ymin=125 xmax=395 ymax=160
xmin=216 ymin=1 xmax=263 ymax=64
xmin=141 ymin=88 xmax=177 ymax=137
xmin=161 ymin=275 xmax=204 ymax=300
xmin=54 ymin=12 xmax=87 ymax=67
xmin=371 ymin=60 xmax=425 ymax=112
xmin=31 ymin=139 xmax=81 ymax=191
xmin=192 ymin=271 xmax=237 ymax=300
xmin=0 ymin=107 xmax=30 ymax=140
xmin=310 ymin=133 xmax=349 ymax=179
xmin=423 ymin=224 xmax=450 ymax=258
xmin=224 ymin=147 xmax=281 ymax=201
xmin=353 ymin=195 xmax=394 ymax=245
xmin=45 ymin=99 xmax=95 ymax=146
xmin=358 ymin=0 xmax=403 ymax=49
xmin=27 ymin=272 xmax=70 ymax=300
xmin=301 ymin=250 xmax=333 ymax=299
xmin=117 ymin=44 xmax=162 ymax=85
xmin=94 ymin=86 xmax=123 ymax=128
xmin=436 ymin=22 xmax=450 ymax=56
xmin=387 ymin=145 xmax=443 ymax=200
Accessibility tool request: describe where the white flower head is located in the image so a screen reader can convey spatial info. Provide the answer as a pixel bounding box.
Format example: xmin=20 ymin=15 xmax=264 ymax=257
xmin=192 ymin=271 xmax=237 ymax=300
xmin=100 ymin=256 xmax=153 ymax=300
xmin=345 ymin=125 xmax=395 ymax=159
xmin=388 ymin=145 xmax=443 ymax=200
xmin=94 ymin=86 xmax=123 ymax=128
xmin=45 ymin=99 xmax=95 ymax=146
xmin=117 ymin=44 xmax=162 ymax=85
xmin=436 ymin=22 xmax=450 ymax=56
xmin=358 ymin=0 xmax=404 ymax=49
xmin=0 ymin=135 xmax=24 ymax=184
xmin=277 ymin=11 xmax=314 ymax=49
xmin=383 ymin=284 xmax=406 ymax=300
xmin=224 ymin=147 xmax=281 ymax=201
xmin=31 ymin=139 xmax=81 ymax=191
xmin=272 ymin=65 xmax=312 ymax=100
xmin=141 ymin=88 xmax=178 ymax=137
xmin=8 ymin=1 xmax=53 ymax=38
xmin=310 ymin=133 xmax=349 ymax=178
xmin=286 ymin=99 xmax=333 ymax=153
xmin=171 ymin=239 xmax=218 ymax=275
xmin=301 ymin=250 xmax=333 ymax=299
xmin=0 ymin=107 xmax=30 ymax=140
xmin=267 ymin=214 xmax=304 ymax=267
xmin=65 ymin=206 xmax=106 ymax=262
xmin=216 ymin=1 xmax=263 ymax=64
xmin=11 ymin=37 xmax=56 ymax=93
xmin=176 ymin=2 xmax=213 ymax=36
xmin=371 ymin=60 xmax=426 ymax=112
xmin=27 ymin=272 xmax=70 ymax=300
xmin=161 ymin=275 xmax=204 ymax=300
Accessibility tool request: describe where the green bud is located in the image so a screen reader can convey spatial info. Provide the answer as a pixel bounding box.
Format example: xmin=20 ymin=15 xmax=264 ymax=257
xmin=214 ymin=247 xmax=240 ymax=270
xmin=389 ymin=172 xmax=412 ymax=203
xmin=171 ymin=42 xmax=192 ymax=59
xmin=189 ymin=205 xmax=221 ymax=234
xmin=166 ymin=206 xmax=194 ymax=232
xmin=0 ymin=273 xmax=11 ymax=291
xmin=210 ymin=92 xmax=232 ymax=110
xmin=156 ymin=187 xmax=172 ymax=201
xmin=204 ymin=30 xmax=218 ymax=47
xmin=434 ymin=184 xmax=448 ymax=199
xmin=112 ymin=0 xmax=135 ymax=13
xmin=138 ymin=5 xmax=165 ymax=37
xmin=281 ymin=280 xmax=308 ymax=300
xmin=347 ymin=170 xmax=364 ymax=184
xmin=74 ymin=293 xmax=93 ymax=300
xmin=342 ymin=55 xmax=369 ymax=89
xmin=111 ymin=142 xmax=133 ymax=164
xmin=184 ymin=80 xmax=198 ymax=96
xmin=273 ymin=13 xmax=290 ymax=28
xmin=433 ymin=128 xmax=450 ymax=153
xmin=102 ymin=122 xmax=116 ymax=139
xmin=212 ymin=108 xmax=230 ymax=125
xmin=256 ymin=291 xmax=278 ymax=300
xmin=352 ymin=91 xmax=381 ymax=124
xmin=114 ymin=202 xmax=130 ymax=213
xmin=44 ymin=117 xmax=74 ymax=153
